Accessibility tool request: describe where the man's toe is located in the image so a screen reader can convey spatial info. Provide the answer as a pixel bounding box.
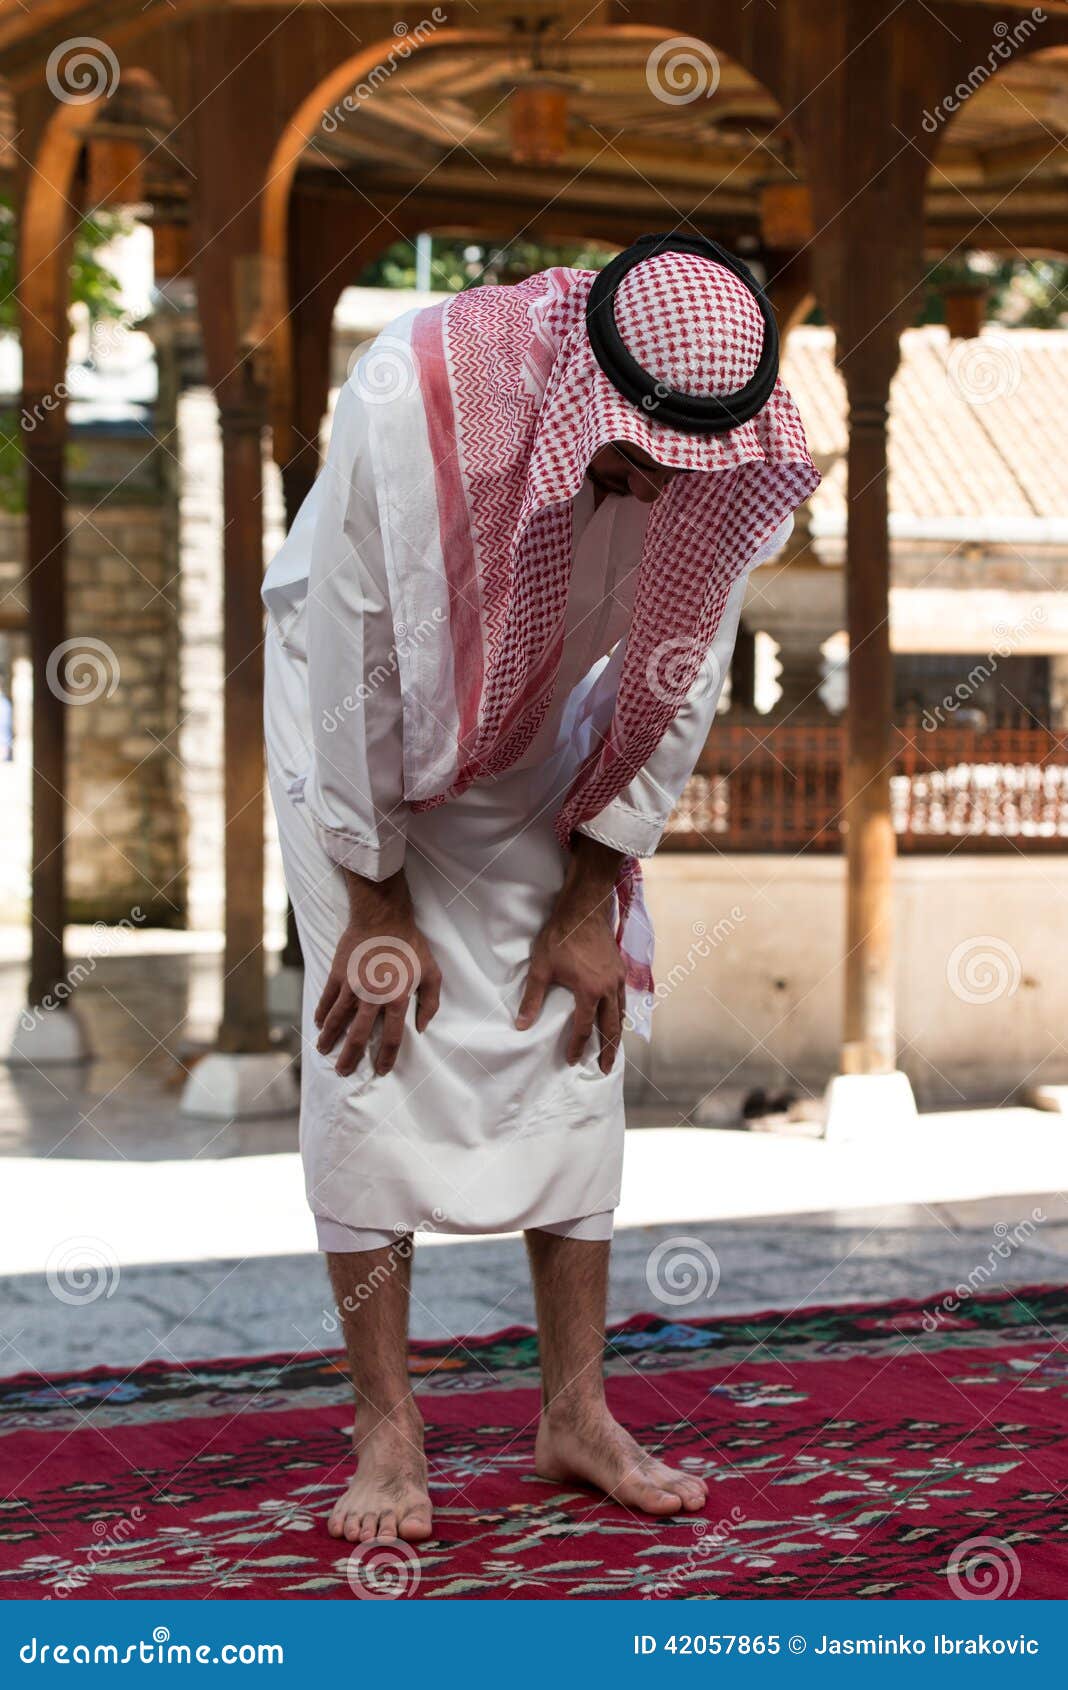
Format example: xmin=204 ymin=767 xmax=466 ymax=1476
xmin=358 ymin=1512 xmax=380 ymax=1543
xmin=399 ymin=1505 xmax=433 ymax=1542
xmin=342 ymin=1512 xmax=364 ymax=1543
xmin=675 ymin=1477 xmax=707 ymax=1510
xmin=649 ymin=1463 xmax=704 ymax=1511
xmin=377 ymin=1511 xmax=399 ymax=1540
xmin=631 ymin=1480 xmax=682 ymax=1515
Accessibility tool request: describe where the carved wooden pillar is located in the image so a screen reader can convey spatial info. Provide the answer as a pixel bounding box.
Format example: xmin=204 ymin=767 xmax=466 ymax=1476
xmin=217 ymin=376 xmax=271 ymax=1055
xmin=279 ymin=279 xmax=332 ymax=525
xmin=175 ymin=35 xmax=300 ymax=1108
xmin=24 ymin=422 xmax=68 ymax=1010
xmin=803 ymin=2 xmax=925 ymax=1126
xmin=729 ymin=622 xmax=756 ymax=715
xmin=279 ymin=229 xmax=340 ymax=973
xmin=767 ymin=249 xmax=815 ymax=342
xmin=14 ymin=160 xmax=84 ymax=1057
xmin=841 ymin=347 xmax=899 ymax=1075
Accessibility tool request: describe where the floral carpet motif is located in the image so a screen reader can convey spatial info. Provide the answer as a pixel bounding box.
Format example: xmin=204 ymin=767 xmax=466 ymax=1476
xmin=1 ymin=1287 xmax=1065 ymax=1599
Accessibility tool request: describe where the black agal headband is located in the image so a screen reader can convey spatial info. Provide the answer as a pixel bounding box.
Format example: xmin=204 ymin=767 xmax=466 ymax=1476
xmin=585 ymin=232 xmax=779 ymax=436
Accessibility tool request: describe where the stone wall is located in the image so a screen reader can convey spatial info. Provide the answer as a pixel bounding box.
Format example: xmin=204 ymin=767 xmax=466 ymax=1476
xmin=175 ymin=388 xmax=287 ymax=940
xmin=0 ymin=419 xmax=187 ymax=925
xmin=629 ymin=852 xmax=1068 ymax=1111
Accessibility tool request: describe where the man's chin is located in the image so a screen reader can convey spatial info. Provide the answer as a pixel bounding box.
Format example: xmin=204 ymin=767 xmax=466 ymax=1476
xmin=587 ymin=472 xmax=627 ymax=498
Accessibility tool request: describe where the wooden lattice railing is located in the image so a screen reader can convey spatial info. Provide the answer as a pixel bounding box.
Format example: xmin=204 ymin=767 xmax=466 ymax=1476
xmin=664 ymin=718 xmax=1068 ymax=852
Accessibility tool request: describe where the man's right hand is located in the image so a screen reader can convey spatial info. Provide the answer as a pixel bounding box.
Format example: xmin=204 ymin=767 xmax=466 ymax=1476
xmin=314 ymin=869 xmax=442 ymax=1078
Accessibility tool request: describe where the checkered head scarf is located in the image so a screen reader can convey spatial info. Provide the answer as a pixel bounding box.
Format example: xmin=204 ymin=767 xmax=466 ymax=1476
xmin=366 ymin=250 xmax=819 ymax=1023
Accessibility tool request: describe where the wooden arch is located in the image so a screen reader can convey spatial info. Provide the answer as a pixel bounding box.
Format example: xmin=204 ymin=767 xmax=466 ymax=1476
xmin=257 ymin=21 xmax=806 ymax=460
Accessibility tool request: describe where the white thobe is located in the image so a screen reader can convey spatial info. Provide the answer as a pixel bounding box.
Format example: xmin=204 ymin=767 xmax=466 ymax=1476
xmin=263 ymin=384 xmax=787 ymax=1247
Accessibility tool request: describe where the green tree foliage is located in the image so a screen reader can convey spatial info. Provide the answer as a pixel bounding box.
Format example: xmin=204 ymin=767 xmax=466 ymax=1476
xmin=359 ymin=236 xmax=614 ymax=292
xmin=920 ymin=254 xmax=1068 ymax=329
xmin=1 ymin=197 xmax=129 ymax=509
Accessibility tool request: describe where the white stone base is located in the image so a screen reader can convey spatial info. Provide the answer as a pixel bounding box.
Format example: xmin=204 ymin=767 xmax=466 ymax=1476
xmin=179 ymin=1051 xmax=299 ymax=1120
xmin=1022 ymin=1083 xmax=1068 ymax=1115
xmin=5 ymin=1006 xmax=91 ymax=1067
xmin=822 ymin=1069 xmax=918 ymax=1142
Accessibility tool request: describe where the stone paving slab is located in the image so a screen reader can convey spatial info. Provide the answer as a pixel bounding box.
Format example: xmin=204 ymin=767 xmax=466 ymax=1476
xmin=3 ymin=1199 xmax=1064 ymax=1378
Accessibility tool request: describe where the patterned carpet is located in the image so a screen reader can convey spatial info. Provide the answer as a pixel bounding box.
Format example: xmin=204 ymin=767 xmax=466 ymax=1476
xmin=1 ymin=1287 xmax=1065 ymax=1599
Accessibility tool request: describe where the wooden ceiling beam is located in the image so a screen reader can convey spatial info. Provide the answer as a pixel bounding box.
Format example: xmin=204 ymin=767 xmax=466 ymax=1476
xmin=974 ymin=136 xmax=1068 ymax=180
xmin=308 ymin=122 xmax=444 ymax=173
xmin=299 ymin=155 xmax=758 ymax=222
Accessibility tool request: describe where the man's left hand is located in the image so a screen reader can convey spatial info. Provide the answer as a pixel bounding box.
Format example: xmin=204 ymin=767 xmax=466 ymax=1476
xmin=516 ymin=835 xmax=627 ymax=1073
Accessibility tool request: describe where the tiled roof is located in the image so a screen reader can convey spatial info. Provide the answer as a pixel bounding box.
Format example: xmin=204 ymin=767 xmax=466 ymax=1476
xmin=782 ymin=325 xmax=1068 ymax=537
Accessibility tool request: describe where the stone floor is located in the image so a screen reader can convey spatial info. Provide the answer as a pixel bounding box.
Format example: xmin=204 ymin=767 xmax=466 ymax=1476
xmin=3 ymin=1190 xmax=1066 ymax=1378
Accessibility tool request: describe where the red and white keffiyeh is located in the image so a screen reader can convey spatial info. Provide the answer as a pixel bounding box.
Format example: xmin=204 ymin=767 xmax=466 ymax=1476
xmin=362 ymin=251 xmax=819 ymax=1028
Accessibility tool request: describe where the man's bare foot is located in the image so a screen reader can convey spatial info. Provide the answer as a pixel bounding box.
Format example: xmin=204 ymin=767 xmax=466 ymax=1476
xmin=535 ymin=1400 xmax=706 ymax=1516
xmin=327 ymin=1413 xmax=433 ymax=1543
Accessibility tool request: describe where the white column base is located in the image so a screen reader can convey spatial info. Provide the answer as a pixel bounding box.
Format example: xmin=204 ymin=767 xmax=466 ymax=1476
xmin=179 ymin=1050 xmax=299 ymax=1120
xmin=1022 ymin=1083 xmax=1068 ymax=1115
xmin=822 ymin=1068 xmax=917 ymax=1142
xmin=5 ymin=1006 xmax=91 ymax=1067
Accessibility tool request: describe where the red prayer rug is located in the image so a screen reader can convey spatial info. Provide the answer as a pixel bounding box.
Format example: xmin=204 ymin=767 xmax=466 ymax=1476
xmin=1 ymin=1286 xmax=1065 ymax=1600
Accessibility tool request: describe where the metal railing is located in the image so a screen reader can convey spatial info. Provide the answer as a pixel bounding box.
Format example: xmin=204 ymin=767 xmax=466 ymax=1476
xmin=664 ymin=716 xmax=1068 ymax=852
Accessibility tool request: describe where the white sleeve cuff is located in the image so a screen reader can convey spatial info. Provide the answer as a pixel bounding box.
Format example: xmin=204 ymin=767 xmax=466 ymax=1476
xmin=311 ymin=818 xmax=407 ymax=881
xmin=575 ymin=797 xmax=670 ymax=860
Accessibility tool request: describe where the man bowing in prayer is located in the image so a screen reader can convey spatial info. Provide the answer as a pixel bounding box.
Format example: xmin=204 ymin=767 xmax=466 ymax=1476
xmin=262 ymin=234 xmax=818 ymax=1544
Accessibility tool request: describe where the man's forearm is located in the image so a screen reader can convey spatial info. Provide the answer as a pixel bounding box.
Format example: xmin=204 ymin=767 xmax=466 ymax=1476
xmin=557 ymin=832 xmax=624 ymax=923
xmin=341 ymin=864 xmax=412 ymax=925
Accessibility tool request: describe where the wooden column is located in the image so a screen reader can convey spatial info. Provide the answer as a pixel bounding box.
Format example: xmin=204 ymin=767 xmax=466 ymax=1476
xmin=840 ymin=343 xmax=900 ymax=1075
xmin=729 ymin=622 xmax=756 ymax=716
xmin=277 ymin=441 xmax=319 ymax=980
xmin=18 ymin=179 xmax=81 ymax=1021
xmin=278 ymin=240 xmax=340 ymax=974
xmin=279 ymin=429 xmax=314 ymax=978
xmin=176 ymin=15 xmax=303 ymax=1110
xmin=766 ymin=249 xmax=815 ymax=341
xmin=24 ymin=422 xmax=68 ymax=1008
xmin=217 ymin=379 xmax=271 ymax=1054
xmin=803 ymin=1 xmax=927 ymax=1099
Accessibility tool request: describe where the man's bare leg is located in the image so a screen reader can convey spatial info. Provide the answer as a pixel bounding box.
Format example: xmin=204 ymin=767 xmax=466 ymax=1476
xmin=325 ymin=1240 xmax=433 ymax=1543
xmin=526 ymin=1231 xmax=707 ymax=1516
